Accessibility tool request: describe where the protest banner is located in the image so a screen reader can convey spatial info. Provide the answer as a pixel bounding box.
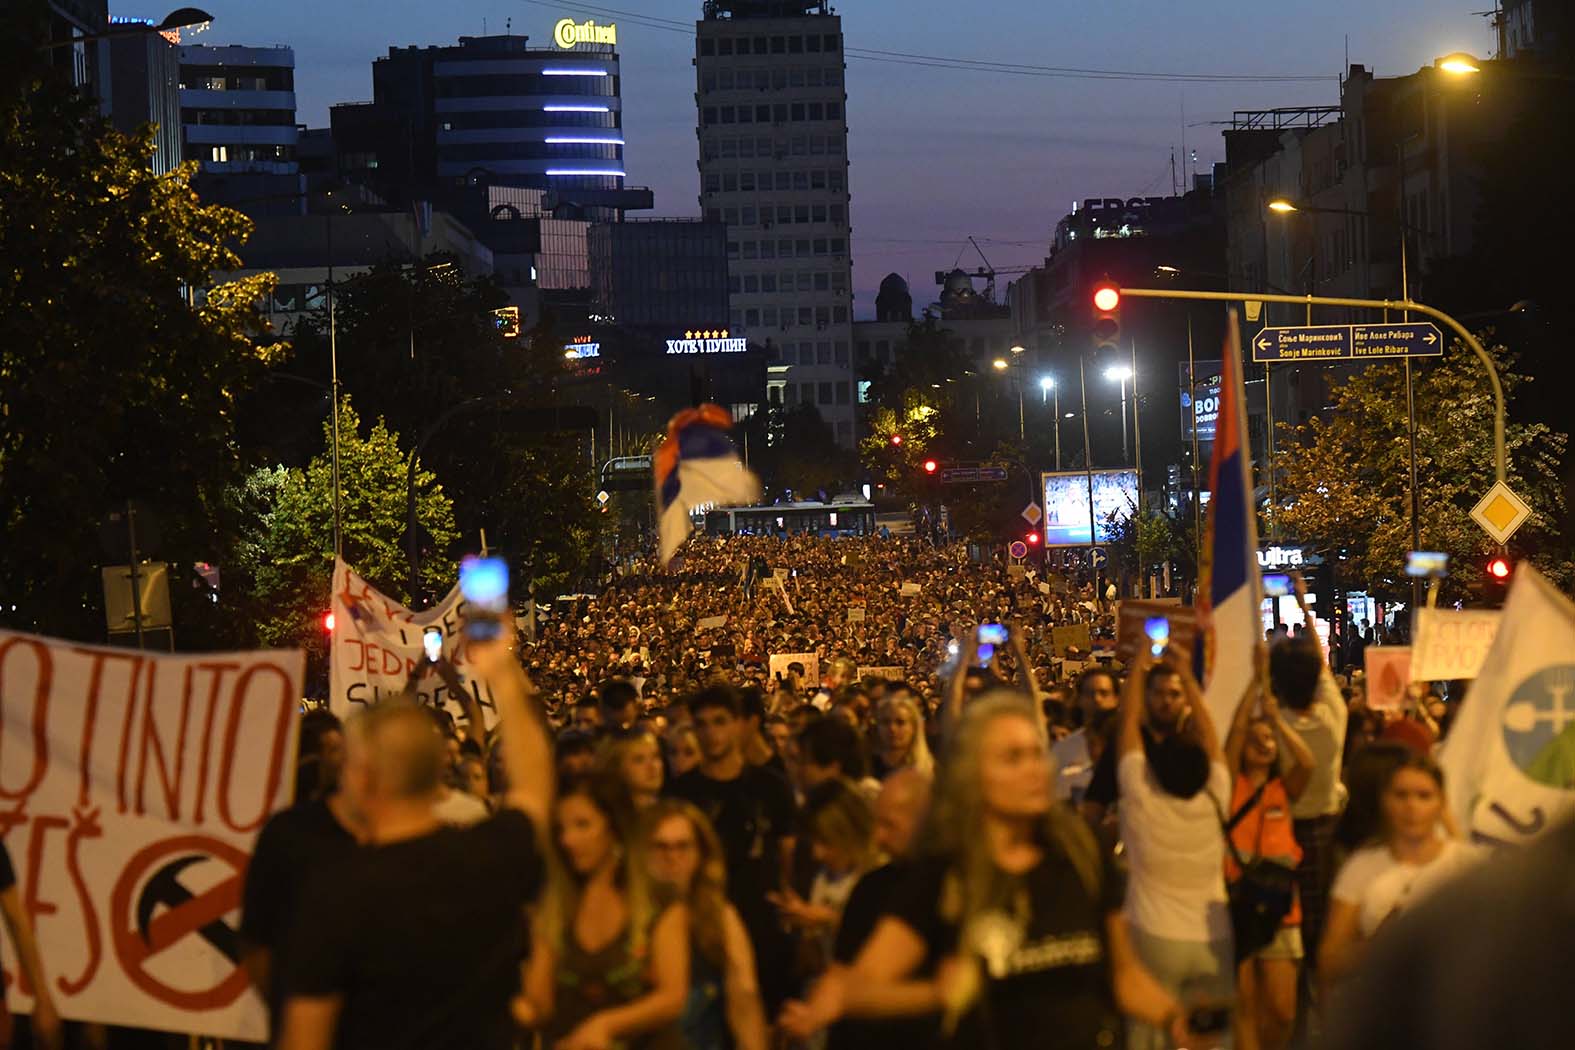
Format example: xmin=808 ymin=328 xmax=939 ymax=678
xmin=847 ymin=606 xmax=865 ymax=623
xmin=1438 ymin=566 xmax=1575 ymax=847
xmin=1364 ymin=647 xmax=1412 ymax=710
xmin=695 ymin=615 xmax=728 ymax=631
xmin=330 ymin=558 xmax=499 ymax=727
xmin=899 ymin=583 xmax=922 ymax=596
xmin=0 ymin=630 xmax=302 ymax=1039
xmin=858 ymin=666 xmax=905 ymax=682
xmin=1051 ymin=624 xmax=1094 ymax=658
xmin=1411 ymin=608 xmax=1502 ymax=682
xmin=1114 ymin=601 xmax=1198 ymax=661
xmin=769 ymin=653 xmax=819 ymax=686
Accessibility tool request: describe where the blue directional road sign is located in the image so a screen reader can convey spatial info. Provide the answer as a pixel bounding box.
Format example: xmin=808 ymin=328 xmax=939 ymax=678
xmin=1090 ymin=547 xmax=1108 ymax=570
xmin=1250 ymin=322 xmax=1443 ymax=363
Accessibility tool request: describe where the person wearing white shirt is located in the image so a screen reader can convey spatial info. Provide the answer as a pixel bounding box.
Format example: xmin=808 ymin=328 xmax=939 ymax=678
xmin=1052 ymin=669 xmax=1119 ymax=804
xmin=1269 ymin=575 xmax=1349 ymax=971
xmin=1116 ymin=645 xmax=1232 ymax=1050
xmin=1318 ymin=752 xmax=1481 ymax=989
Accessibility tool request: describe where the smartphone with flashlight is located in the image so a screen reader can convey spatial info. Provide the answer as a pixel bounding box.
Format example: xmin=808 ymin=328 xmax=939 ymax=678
xmin=978 ymin=623 xmax=1009 ymax=646
xmin=1143 ymin=616 xmax=1170 ymax=658
xmin=459 ymin=556 xmax=509 ymax=642
xmin=1262 ymin=573 xmax=1293 ymax=597
xmin=422 ymin=627 xmax=443 ymax=663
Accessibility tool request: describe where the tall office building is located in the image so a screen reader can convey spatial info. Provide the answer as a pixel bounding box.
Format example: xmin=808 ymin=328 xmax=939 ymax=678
xmin=178 ymin=45 xmax=299 ymax=173
xmin=695 ymin=1 xmax=856 ymax=445
xmin=334 ymin=32 xmax=649 ymax=217
xmin=108 ymin=29 xmax=181 ymax=175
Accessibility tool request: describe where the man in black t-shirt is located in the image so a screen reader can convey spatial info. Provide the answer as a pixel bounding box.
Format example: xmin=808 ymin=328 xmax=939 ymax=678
xmin=667 ymin=682 xmax=798 ymax=1011
xmin=278 ymin=645 xmax=552 ymax=1050
xmin=240 ymin=772 xmax=359 ymax=1025
xmin=824 ymin=769 xmax=933 ymax=1050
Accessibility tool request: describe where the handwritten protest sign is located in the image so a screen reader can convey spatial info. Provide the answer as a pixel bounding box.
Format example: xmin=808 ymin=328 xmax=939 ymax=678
xmin=1411 ymin=608 xmax=1502 ymax=682
xmin=1051 ymin=624 xmax=1094 ymax=658
xmin=1365 ymin=647 xmax=1413 ymax=709
xmin=769 ymin=653 xmax=819 ymax=686
xmin=858 ymin=666 xmax=905 ymax=682
xmin=696 ymin=615 xmax=729 ymax=631
xmin=847 ymin=607 xmax=866 ymax=623
xmin=899 ymin=583 xmax=922 ymax=596
xmin=330 ymin=559 xmax=499 ymax=727
xmin=0 ymin=630 xmax=302 ymax=1039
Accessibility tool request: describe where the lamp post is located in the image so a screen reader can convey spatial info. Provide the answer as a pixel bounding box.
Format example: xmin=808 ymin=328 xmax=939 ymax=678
xmin=1105 ymin=364 xmax=1131 ymax=464
xmin=1040 ymin=375 xmax=1060 ymax=471
xmin=1078 ymin=358 xmax=1098 ymax=559
xmin=992 ymin=356 xmax=1024 ymax=443
xmin=1267 ymin=194 xmax=1428 ymax=613
xmin=36 ymin=7 xmax=212 ymax=48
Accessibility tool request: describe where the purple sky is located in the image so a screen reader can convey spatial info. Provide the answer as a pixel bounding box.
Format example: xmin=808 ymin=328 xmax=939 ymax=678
xmin=173 ymin=0 xmax=1492 ymax=316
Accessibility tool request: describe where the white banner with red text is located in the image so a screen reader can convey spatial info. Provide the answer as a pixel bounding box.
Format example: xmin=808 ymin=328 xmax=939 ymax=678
xmin=0 ymin=631 xmax=302 ymax=1039
xmin=328 ymin=558 xmax=500 ymax=728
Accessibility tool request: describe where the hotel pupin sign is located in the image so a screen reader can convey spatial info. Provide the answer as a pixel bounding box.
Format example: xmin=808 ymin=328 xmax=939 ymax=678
xmin=556 ymin=18 xmax=618 ymax=48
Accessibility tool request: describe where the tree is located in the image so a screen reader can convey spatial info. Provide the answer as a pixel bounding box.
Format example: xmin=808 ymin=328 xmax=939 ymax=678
xmin=1103 ymin=503 xmax=1182 ymax=596
xmin=277 ymin=261 xmax=602 ymax=597
xmin=0 ymin=16 xmax=283 ymax=640
xmin=758 ymin=404 xmax=860 ymax=498
xmin=1275 ymin=339 xmax=1571 ymax=602
xmin=228 ymin=399 xmax=456 ymax=667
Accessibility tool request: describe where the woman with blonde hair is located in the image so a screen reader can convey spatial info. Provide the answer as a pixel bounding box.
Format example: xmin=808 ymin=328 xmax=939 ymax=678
xmin=779 ymin=691 xmax=1193 ymax=1048
xmin=872 ymin=693 xmax=934 ymax=780
xmin=768 ymin=778 xmax=882 ymax=969
xmin=642 ymin=800 xmax=768 ymax=1050
xmin=597 ymin=727 xmax=666 ymax=811
xmin=1318 ymin=752 xmax=1479 ymax=989
xmin=514 ymin=777 xmax=688 ymax=1050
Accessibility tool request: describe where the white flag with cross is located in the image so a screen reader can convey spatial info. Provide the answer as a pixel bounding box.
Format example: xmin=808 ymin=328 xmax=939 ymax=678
xmin=1437 ymin=565 xmax=1575 ymax=848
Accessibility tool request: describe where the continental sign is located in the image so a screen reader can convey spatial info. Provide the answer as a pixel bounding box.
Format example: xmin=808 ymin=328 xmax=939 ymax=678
xmin=555 ymin=18 xmax=617 ymax=48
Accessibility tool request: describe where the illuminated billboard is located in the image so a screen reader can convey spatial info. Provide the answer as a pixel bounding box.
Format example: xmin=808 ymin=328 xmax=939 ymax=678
xmin=1041 ymin=469 xmax=1139 ymax=546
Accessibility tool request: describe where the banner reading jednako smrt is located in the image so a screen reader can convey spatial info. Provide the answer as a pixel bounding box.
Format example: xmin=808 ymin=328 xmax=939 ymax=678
xmin=329 ymin=558 xmax=500 ymax=727
xmin=0 ymin=630 xmax=302 ymax=1039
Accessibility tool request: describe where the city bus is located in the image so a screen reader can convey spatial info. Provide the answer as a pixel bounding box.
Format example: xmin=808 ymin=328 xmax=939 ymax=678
xmin=702 ymin=499 xmax=877 ymax=538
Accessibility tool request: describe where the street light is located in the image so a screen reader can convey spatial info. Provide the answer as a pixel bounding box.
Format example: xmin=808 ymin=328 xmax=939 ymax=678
xmin=991 ymin=358 xmax=1008 ymax=371
xmin=1010 ymin=344 xmax=1026 ymax=355
xmin=37 ymin=7 xmax=213 ymax=48
xmin=1105 ymin=365 xmax=1132 ymax=464
xmin=1040 ymin=376 xmax=1060 ymax=470
xmin=1267 ymin=198 xmax=1298 ymax=214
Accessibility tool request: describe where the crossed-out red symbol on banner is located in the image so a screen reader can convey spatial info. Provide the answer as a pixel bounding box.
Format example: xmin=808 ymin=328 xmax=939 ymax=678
xmin=109 ymin=835 xmax=251 ymax=1012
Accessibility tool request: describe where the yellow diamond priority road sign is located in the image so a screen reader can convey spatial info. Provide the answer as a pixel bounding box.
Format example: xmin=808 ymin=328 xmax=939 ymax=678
xmin=1470 ymin=481 xmax=1531 ymax=545
xmin=1021 ymin=502 xmax=1043 ymax=526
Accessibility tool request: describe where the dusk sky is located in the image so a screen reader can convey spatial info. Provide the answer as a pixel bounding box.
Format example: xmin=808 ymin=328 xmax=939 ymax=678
xmin=179 ymin=0 xmax=1491 ymax=315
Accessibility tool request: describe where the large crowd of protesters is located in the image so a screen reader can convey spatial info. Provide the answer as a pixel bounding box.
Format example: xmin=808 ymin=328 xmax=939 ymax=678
xmin=0 ymin=534 xmax=1485 ymax=1050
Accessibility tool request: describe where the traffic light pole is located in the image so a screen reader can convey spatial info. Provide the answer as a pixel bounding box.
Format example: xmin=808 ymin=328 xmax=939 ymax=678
xmin=1114 ymin=287 xmax=1507 ymax=486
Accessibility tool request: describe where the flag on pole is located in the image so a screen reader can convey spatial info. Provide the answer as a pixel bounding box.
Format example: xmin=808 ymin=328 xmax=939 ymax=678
xmin=654 ymin=404 xmax=761 ymax=565
xmin=1197 ymin=311 xmax=1263 ymax=730
xmin=1437 ymin=565 xmax=1575 ymax=848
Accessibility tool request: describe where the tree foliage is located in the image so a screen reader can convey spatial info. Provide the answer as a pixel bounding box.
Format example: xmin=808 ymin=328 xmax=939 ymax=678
xmin=277 ymin=262 xmax=601 ymax=597
xmin=229 ymin=400 xmax=456 ymax=669
xmin=0 ymin=25 xmax=283 ymax=639
xmin=1275 ymin=339 xmax=1571 ymax=602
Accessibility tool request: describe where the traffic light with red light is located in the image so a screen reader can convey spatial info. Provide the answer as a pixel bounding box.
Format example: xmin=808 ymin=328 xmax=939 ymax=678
xmin=1092 ymin=280 xmax=1121 ymax=352
xmin=923 ymin=459 xmax=938 ymax=474
xmin=1026 ymin=531 xmax=1042 ymax=546
xmin=889 ymin=433 xmax=903 ymax=447
xmin=322 ymin=611 xmax=336 ymax=632
xmin=1487 ymin=555 xmax=1512 ymax=582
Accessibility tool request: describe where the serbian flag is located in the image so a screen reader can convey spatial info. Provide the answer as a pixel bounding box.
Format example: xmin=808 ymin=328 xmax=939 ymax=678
xmin=654 ymin=404 xmax=760 ymax=565
xmin=1197 ymin=311 xmax=1262 ymax=730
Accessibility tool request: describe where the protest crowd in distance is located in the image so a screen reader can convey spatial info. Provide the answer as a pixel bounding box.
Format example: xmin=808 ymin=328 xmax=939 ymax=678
xmin=3 ymin=523 xmax=1573 ymax=1050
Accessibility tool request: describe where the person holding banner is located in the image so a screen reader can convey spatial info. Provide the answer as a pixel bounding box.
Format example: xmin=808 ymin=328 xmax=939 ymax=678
xmin=278 ymin=639 xmax=554 ymax=1050
xmin=0 ymin=842 xmax=63 ymax=1050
